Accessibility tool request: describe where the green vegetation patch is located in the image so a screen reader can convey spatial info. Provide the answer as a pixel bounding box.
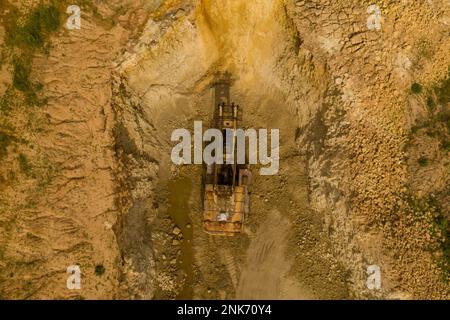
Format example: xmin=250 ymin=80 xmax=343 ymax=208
xmin=0 ymin=1 xmax=64 ymax=107
xmin=5 ymin=2 xmax=62 ymax=49
xmin=417 ymin=156 xmax=429 ymax=167
xmin=434 ymin=67 xmax=450 ymax=106
xmin=409 ymin=67 xmax=450 ymax=152
xmin=441 ymin=139 xmax=450 ymax=152
xmin=12 ymin=56 xmax=32 ymax=92
xmin=11 ymin=55 xmax=44 ymax=105
xmin=94 ymin=264 xmax=105 ymax=276
xmin=406 ymin=194 xmax=450 ymax=283
xmin=0 ymin=130 xmax=16 ymax=159
xmin=0 ymin=87 xmax=16 ymax=113
xmin=18 ymin=153 xmax=31 ymax=175
xmin=427 ymin=195 xmax=450 ymax=283
xmin=411 ymin=82 xmax=423 ymax=94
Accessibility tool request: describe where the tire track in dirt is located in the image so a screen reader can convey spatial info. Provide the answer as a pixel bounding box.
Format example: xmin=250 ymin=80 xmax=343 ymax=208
xmin=236 ymin=209 xmax=315 ymax=299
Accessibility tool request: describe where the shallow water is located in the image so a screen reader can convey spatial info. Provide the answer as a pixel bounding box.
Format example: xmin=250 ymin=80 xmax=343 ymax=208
xmin=167 ymin=176 xmax=194 ymax=299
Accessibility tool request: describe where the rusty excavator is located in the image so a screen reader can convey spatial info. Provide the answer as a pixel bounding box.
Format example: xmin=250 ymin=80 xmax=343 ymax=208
xmin=202 ymin=73 xmax=252 ymax=236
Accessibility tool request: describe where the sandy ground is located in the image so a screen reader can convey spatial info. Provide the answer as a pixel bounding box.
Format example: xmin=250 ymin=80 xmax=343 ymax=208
xmin=236 ymin=209 xmax=315 ymax=299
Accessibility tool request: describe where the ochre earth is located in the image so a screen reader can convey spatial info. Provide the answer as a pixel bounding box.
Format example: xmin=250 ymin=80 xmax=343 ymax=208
xmin=0 ymin=0 xmax=448 ymax=299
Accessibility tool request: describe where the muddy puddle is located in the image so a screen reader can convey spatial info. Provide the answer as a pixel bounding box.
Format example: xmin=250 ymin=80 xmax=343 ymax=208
xmin=167 ymin=177 xmax=194 ymax=299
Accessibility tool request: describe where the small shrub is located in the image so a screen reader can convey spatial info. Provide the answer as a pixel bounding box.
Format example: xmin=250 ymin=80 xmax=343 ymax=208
xmin=12 ymin=56 xmax=44 ymax=105
xmin=411 ymin=82 xmax=423 ymax=94
xmin=0 ymin=87 xmax=15 ymax=113
xmin=441 ymin=139 xmax=450 ymax=152
xmin=418 ymin=156 xmax=429 ymax=167
xmin=12 ymin=56 xmax=32 ymax=93
xmin=18 ymin=153 xmax=31 ymax=175
xmin=0 ymin=131 xmax=15 ymax=159
xmin=410 ymin=126 xmax=420 ymax=134
xmin=437 ymin=111 xmax=450 ymax=131
xmin=435 ymin=67 xmax=450 ymax=105
xmin=95 ymin=264 xmax=105 ymax=276
xmin=426 ymin=96 xmax=436 ymax=111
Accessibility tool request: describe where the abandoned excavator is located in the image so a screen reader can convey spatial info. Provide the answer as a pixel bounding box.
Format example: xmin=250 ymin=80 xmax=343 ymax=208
xmin=202 ymin=74 xmax=252 ymax=236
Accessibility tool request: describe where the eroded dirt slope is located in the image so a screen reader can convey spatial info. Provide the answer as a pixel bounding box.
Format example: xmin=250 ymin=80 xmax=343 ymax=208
xmin=0 ymin=0 xmax=154 ymax=299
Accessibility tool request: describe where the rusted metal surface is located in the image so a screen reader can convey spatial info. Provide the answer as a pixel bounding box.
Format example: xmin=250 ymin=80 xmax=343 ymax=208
xmin=202 ymin=74 xmax=251 ymax=236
